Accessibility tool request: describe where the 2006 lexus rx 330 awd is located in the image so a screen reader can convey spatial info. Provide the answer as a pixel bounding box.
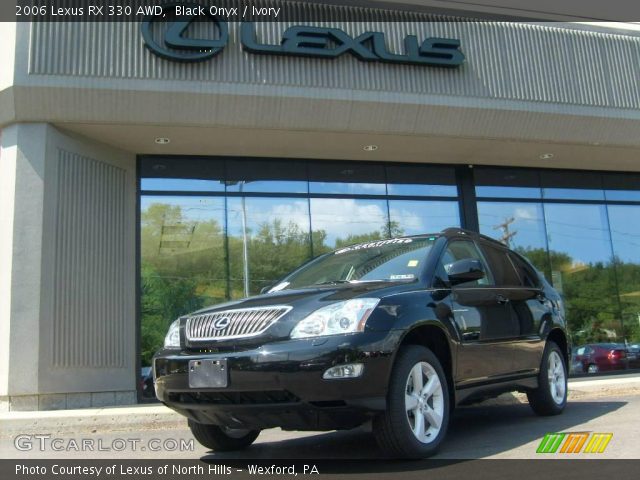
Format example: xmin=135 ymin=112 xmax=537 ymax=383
xmin=153 ymin=228 xmax=568 ymax=458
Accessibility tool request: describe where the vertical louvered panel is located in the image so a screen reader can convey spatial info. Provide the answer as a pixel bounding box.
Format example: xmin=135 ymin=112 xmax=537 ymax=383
xmin=51 ymin=150 xmax=128 ymax=368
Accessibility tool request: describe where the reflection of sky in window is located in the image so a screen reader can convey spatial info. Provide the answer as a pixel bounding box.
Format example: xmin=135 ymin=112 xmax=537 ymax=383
xmin=387 ymin=184 xmax=458 ymax=197
xmin=226 ymin=197 xmax=311 ymax=238
xmin=478 ymin=202 xmax=547 ymax=252
xmin=310 ymin=198 xmax=388 ymax=245
xmin=543 ymin=188 xmax=605 ymax=201
xmin=140 ymin=196 xmax=225 ymax=222
xmin=475 ymin=186 xmax=542 ymax=198
xmin=225 ymin=180 xmax=308 ymax=194
xmin=544 ymin=204 xmax=612 ymax=265
xmin=141 ymin=178 xmax=225 ymax=192
xmin=389 ymin=200 xmax=460 ymax=235
xmin=607 ymin=205 xmax=640 ymax=264
xmin=309 ymin=182 xmax=387 ymax=195
xmin=605 ymin=190 xmax=640 ymax=201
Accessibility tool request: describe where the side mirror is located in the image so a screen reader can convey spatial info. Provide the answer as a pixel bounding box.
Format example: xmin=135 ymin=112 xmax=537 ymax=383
xmin=447 ymin=258 xmax=485 ymax=286
xmin=260 ymin=285 xmax=272 ymax=294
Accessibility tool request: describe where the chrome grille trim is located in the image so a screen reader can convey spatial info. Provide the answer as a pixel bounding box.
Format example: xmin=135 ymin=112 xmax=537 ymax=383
xmin=185 ymin=306 xmax=293 ymax=342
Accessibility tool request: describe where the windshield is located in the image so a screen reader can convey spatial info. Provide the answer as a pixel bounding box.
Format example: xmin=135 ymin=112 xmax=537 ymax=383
xmin=272 ymin=237 xmax=437 ymax=291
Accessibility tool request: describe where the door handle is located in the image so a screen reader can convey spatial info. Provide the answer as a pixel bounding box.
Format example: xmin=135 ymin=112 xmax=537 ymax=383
xmin=495 ymin=294 xmax=510 ymax=305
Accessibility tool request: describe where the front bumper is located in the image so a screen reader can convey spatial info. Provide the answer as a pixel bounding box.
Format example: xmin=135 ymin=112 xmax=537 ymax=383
xmin=153 ymin=331 xmax=396 ymax=431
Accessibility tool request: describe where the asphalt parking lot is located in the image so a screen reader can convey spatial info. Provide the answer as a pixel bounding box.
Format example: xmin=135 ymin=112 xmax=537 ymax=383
xmin=2 ymin=379 xmax=638 ymax=460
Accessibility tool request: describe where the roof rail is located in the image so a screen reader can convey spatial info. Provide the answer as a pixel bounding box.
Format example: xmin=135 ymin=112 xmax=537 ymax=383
xmin=441 ymin=227 xmax=473 ymax=235
xmin=440 ymin=227 xmax=508 ymax=247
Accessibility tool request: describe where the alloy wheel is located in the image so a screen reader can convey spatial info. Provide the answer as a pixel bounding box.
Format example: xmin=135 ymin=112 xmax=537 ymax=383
xmin=548 ymin=350 xmax=566 ymax=405
xmin=404 ymin=361 xmax=444 ymax=444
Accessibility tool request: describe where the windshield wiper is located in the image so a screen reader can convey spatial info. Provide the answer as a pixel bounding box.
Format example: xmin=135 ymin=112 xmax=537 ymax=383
xmin=314 ymin=280 xmax=352 ymax=285
xmin=313 ymin=279 xmax=408 ymax=286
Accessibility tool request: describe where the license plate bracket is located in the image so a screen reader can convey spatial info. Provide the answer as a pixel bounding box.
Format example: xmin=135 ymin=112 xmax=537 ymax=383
xmin=188 ymin=359 xmax=228 ymax=388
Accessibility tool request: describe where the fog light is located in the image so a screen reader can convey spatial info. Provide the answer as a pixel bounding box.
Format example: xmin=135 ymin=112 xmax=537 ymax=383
xmin=323 ymin=363 xmax=364 ymax=379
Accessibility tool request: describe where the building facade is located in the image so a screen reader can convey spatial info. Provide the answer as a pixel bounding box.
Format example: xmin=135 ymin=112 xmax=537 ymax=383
xmin=2 ymin=2 xmax=640 ymax=410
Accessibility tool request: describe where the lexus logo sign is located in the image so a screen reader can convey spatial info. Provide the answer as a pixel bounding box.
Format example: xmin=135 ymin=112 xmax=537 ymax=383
xmin=140 ymin=3 xmax=228 ymax=62
xmin=141 ymin=3 xmax=464 ymax=67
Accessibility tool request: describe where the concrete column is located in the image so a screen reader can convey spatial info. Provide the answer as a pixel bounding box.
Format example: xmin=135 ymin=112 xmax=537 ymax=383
xmin=0 ymin=123 xmax=137 ymax=411
xmin=0 ymin=124 xmax=46 ymax=411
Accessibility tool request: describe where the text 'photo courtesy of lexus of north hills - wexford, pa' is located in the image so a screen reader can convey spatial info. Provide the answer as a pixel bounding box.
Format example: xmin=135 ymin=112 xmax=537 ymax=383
xmin=153 ymin=228 xmax=568 ymax=458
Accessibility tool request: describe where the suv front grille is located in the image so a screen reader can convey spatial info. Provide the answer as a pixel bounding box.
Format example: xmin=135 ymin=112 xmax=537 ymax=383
xmin=185 ymin=306 xmax=292 ymax=342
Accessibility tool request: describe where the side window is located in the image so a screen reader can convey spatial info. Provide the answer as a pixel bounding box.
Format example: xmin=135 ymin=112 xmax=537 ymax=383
xmin=437 ymin=240 xmax=494 ymax=287
xmin=479 ymin=243 xmax=521 ymax=287
xmin=508 ymin=252 xmax=542 ymax=288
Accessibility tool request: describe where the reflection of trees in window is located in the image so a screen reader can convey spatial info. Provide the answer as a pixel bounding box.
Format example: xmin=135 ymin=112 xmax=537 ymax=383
xmin=140 ymin=202 xmax=226 ymax=365
xmin=514 ymin=246 xmax=640 ymax=344
xmin=228 ymin=219 xmax=312 ymax=298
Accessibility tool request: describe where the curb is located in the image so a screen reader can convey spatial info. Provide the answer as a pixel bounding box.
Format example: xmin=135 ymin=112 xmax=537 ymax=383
xmin=0 ymin=405 xmax=185 ymax=436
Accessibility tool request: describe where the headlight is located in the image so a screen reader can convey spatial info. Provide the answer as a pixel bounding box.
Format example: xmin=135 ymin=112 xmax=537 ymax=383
xmin=164 ymin=319 xmax=181 ymax=348
xmin=290 ymin=298 xmax=380 ymax=339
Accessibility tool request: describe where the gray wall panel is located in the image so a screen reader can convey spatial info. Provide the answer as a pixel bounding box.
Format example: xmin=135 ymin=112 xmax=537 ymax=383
xmin=27 ymin=18 xmax=640 ymax=110
xmin=51 ymin=150 xmax=128 ymax=369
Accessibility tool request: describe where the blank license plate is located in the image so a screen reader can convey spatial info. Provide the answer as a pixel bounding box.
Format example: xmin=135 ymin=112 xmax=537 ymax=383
xmin=188 ymin=359 xmax=228 ymax=388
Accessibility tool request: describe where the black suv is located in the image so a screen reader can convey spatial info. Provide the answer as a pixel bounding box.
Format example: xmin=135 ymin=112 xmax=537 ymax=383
xmin=153 ymin=228 xmax=568 ymax=458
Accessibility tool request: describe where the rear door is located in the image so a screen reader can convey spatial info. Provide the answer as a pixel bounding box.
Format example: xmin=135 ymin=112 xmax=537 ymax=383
xmin=477 ymin=242 xmax=548 ymax=376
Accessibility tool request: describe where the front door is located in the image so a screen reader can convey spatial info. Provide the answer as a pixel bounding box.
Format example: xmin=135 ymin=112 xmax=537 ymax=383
xmin=436 ymin=239 xmax=517 ymax=386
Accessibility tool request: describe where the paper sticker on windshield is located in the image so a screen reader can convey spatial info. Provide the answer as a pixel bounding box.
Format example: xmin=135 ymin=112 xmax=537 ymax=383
xmin=407 ymin=260 xmax=419 ymax=267
xmin=334 ymin=238 xmax=413 ymax=255
xmin=390 ymin=274 xmax=415 ymax=280
xmin=268 ymin=282 xmax=289 ymax=293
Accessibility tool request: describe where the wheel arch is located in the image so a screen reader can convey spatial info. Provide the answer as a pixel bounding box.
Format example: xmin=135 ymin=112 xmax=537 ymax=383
xmin=397 ymin=323 xmax=456 ymax=408
xmin=546 ymin=328 xmax=569 ymax=366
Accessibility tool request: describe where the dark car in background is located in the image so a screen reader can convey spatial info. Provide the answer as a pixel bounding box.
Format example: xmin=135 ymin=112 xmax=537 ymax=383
xmin=627 ymin=344 xmax=640 ymax=369
xmin=153 ymin=228 xmax=569 ymax=458
xmin=572 ymin=344 xmax=629 ymax=374
xmin=140 ymin=366 xmax=155 ymax=398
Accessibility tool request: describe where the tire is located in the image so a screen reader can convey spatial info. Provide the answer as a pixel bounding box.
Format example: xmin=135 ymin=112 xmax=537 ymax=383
xmin=587 ymin=363 xmax=599 ymax=374
xmin=373 ymin=345 xmax=450 ymax=458
xmin=527 ymin=341 xmax=568 ymax=416
xmin=188 ymin=420 xmax=260 ymax=452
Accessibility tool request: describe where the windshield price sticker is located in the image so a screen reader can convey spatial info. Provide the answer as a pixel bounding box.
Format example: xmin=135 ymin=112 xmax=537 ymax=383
xmin=334 ymin=238 xmax=413 ymax=255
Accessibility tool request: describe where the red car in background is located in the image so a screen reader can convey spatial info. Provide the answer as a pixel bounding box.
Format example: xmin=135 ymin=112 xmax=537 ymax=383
xmin=572 ymin=344 xmax=629 ymax=374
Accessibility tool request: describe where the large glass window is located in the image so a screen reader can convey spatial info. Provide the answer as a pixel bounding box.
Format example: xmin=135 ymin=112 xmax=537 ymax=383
xmin=389 ymin=200 xmax=460 ymax=236
xmin=310 ymin=198 xmax=390 ymax=253
xmin=139 ymin=160 xmax=640 ymax=374
xmin=544 ymin=204 xmax=621 ymax=343
xmin=308 ymin=161 xmax=386 ymax=195
xmin=386 ymin=164 xmax=458 ymax=197
xmin=225 ymin=159 xmax=308 ymax=194
xmin=474 ymin=167 xmax=542 ymax=199
xmin=475 ymin=165 xmax=640 ymax=361
xmin=139 ymin=157 xmax=460 ymax=366
xmin=477 ymin=201 xmax=549 ymax=275
xmin=140 ymin=196 xmax=226 ymax=365
xmin=227 ymin=197 xmax=312 ymax=298
xmin=139 ymin=157 xmax=225 ymax=192
xmin=607 ymin=205 xmax=640 ymax=344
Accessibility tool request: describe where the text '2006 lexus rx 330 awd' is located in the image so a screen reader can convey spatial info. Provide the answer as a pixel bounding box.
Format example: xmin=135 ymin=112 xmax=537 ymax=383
xmin=153 ymin=228 xmax=568 ymax=458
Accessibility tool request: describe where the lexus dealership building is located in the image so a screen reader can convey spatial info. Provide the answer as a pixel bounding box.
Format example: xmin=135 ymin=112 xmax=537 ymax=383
xmin=2 ymin=1 xmax=640 ymax=411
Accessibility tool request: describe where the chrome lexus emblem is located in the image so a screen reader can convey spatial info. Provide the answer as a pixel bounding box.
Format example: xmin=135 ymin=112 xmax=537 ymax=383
xmin=212 ymin=317 xmax=230 ymax=331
